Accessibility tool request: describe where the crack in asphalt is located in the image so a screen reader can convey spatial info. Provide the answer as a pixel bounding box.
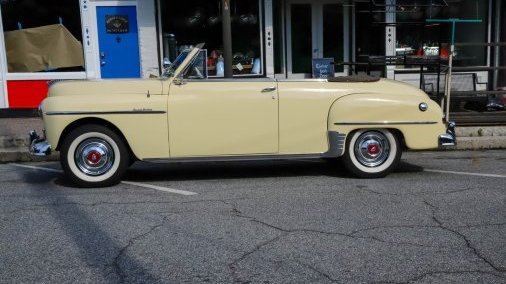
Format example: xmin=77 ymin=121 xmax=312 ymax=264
xmin=374 ymin=270 xmax=506 ymax=284
xmin=215 ymin=200 xmax=445 ymax=282
xmin=197 ymin=198 xmax=506 ymax=283
xmin=355 ymin=185 xmax=475 ymax=196
xmin=4 ymin=189 xmax=503 ymax=282
xmin=109 ymin=214 xmax=174 ymax=283
xmin=423 ymin=200 xmax=505 ymax=274
xmin=294 ymin=259 xmax=338 ymax=283
xmin=227 ymin=234 xmax=286 ymax=283
xmin=347 ymin=225 xmax=440 ymax=236
xmin=455 ymin=223 xmax=506 ymax=229
xmin=250 ymin=217 xmax=448 ymax=249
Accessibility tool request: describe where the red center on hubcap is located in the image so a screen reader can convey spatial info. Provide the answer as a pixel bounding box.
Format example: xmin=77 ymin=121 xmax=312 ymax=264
xmin=87 ymin=151 xmax=102 ymax=164
xmin=367 ymin=143 xmax=381 ymax=155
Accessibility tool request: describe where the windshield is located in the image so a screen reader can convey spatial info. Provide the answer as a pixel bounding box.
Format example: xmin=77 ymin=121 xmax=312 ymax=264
xmin=163 ymin=50 xmax=191 ymax=78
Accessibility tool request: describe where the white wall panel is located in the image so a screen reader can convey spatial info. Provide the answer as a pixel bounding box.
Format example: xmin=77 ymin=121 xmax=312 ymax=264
xmin=137 ymin=0 xmax=159 ymax=77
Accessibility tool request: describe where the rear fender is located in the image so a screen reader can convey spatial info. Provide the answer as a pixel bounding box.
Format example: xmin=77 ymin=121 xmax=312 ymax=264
xmin=327 ymin=93 xmax=446 ymax=150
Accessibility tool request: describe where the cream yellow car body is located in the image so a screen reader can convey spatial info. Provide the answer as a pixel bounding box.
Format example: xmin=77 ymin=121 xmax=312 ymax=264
xmin=32 ymin=45 xmax=454 ymax=186
xmin=41 ymin=77 xmax=445 ymax=160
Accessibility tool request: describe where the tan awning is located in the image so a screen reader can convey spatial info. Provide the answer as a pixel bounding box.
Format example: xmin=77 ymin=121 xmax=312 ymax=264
xmin=5 ymin=24 xmax=84 ymax=73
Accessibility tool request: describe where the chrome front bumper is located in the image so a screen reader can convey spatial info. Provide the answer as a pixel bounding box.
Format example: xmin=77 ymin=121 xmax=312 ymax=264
xmin=439 ymin=121 xmax=456 ymax=147
xmin=29 ymin=130 xmax=52 ymax=156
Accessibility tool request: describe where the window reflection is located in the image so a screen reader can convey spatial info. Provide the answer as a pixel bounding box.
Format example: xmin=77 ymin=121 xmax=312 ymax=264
xmin=1 ymin=0 xmax=85 ymax=73
xmin=161 ymin=0 xmax=263 ymax=77
xmin=396 ymin=0 xmax=488 ymax=67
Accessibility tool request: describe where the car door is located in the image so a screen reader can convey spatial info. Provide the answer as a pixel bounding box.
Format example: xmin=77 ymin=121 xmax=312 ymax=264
xmin=167 ymin=79 xmax=279 ymax=157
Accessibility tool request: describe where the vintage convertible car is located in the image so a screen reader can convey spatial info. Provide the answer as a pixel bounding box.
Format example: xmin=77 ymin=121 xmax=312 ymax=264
xmin=30 ymin=44 xmax=456 ymax=187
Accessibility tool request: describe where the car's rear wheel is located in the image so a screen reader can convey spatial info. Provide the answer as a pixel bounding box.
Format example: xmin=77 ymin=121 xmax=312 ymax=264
xmin=342 ymin=129 xmax=401 ymax=178
xmin=60 ymin=124 xmax=130 ymax=187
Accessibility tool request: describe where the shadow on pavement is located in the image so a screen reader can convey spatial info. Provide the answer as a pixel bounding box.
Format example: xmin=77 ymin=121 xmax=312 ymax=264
xmin=123 ymin=159 xmax=425 ymax=182
xmin=20 ymin=169 xmax=161 ymax=282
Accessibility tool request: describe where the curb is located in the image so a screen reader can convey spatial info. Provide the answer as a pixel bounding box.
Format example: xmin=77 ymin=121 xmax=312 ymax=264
xmin=456 ymin=136 xmax=506 ymax=150
xmin=0 ymin=148 xmax=59 ymax=163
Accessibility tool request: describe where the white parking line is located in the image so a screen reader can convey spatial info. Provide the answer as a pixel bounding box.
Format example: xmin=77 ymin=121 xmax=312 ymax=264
xmin=10 ymin=163 xmax=63 ymax=173
xmin=425 ymin=169 xmax=506 ymax=178
xmin=121 ymin=181 xmax=197 ymax=195
xmin=9 ymin=163 xmax=197 ymax=195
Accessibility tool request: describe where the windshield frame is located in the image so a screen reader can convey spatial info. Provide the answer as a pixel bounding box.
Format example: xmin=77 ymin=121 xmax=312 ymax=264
xmin=162 ymin=43 xmax=205 ymax=79
xmin=162 ymin=50 xmax=191 ymax=78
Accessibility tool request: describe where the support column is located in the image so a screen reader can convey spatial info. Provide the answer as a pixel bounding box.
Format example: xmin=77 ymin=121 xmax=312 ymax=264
xmin=385 ymin=0 xmax=396 ymax=79
xmin=0 ymin=8 xmax=8 ymax=108
xmin=222 ymin=0 xmax=233 ymax=78
xmin=493 ymin=0 xmax=502 ymax=89
xmin=501 ymin=0 xmax=506 ymax=87
xmin=264 ymin=0 xmax=275 ymax=78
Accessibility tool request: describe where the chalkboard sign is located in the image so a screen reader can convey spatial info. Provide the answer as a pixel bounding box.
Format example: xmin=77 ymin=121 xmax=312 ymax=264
xmin=106 ymin=15 xmax=129 ymax=33
xmin=312 ymin=58 xmax=335 ymax=79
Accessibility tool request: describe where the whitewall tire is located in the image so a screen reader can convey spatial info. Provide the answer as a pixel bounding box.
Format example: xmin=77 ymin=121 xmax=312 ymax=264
xmin=342 ymin=129 xmax=401 ymax=178
xmin=60 ymin=125 xmax=130 ymax=187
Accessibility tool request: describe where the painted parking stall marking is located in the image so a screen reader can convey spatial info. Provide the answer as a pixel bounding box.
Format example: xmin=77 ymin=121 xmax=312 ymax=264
xmin=9 ymin=163 xmax=197 ymax=195
xmin=121 ymin=181 xmax=197 ymax=196
xmin=10 ymin=163 xmax=64 ymax=174
xmin=424 ymin=169 xmax=506 ymax=178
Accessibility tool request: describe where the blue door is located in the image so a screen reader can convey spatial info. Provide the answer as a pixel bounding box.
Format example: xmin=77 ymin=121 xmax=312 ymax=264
xmin=97 ymin=6 xmax=141 ymax=78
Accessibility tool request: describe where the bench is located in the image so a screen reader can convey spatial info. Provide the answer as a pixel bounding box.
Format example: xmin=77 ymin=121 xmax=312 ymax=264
xmin=421 ymin=73 xmax=488 ymax=106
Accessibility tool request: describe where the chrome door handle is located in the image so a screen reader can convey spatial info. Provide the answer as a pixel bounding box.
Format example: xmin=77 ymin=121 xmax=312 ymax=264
xmin=261 ymin=87 xmax=277 ymax=93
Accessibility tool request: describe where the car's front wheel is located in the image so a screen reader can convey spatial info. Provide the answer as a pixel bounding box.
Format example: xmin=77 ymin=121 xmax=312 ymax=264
xmin=342 ymin=129 xmax=401 ymax=178
xmin=60 ymin=124 xmax=130 ymax=187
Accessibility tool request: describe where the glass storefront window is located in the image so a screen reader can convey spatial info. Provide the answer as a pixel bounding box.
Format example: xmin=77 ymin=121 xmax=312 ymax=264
xmin=355 ymin=1 xmax=385 ymax=63
xmin=396 ymin=0 xmax=488 ymax=67
xmin=290 ymin=4 xmax=312 ymax=74
xmin=1 ymin=0 xmax=85 ymax=73
xmin=161 ymin=0 xmax=263 ymax=77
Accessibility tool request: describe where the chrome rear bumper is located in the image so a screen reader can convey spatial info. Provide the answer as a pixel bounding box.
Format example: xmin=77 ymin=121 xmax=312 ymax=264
xmin=439 ymin=121 xmax=456 ymax=147
xmin=29 ymin=130 xmax=52 ymax=156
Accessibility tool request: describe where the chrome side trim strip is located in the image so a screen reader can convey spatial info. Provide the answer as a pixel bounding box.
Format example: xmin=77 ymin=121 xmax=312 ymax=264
xmin=143 ymin=154 xmax=325 ymax=163
xmin=334 ymin=121 xmax=438 ymax=126
xmin=46 ymin=110 xmax=167 ymax=116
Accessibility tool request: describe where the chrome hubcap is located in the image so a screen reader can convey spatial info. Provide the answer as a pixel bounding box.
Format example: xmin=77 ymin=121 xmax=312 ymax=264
xmin=75 ymin=138 xmax=114 ymax=176
xmin=354 ymin=132 xmax=390 ymax=167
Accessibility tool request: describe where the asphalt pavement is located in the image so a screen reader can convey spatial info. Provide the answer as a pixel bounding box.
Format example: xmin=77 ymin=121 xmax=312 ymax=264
xmin=1 ymin=150 xmax=505 ymax=283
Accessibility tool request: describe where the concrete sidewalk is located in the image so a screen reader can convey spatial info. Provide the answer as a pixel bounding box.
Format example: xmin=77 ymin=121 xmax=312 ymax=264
xmin=1 ymin=117 xmax=505 ymax=163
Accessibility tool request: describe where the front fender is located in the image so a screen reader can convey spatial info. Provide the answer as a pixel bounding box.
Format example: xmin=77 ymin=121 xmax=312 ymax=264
xmin=41 ymin=93 xmax=170 ymax=159
xmin=327 ymin=93 xmax=446 ymax=150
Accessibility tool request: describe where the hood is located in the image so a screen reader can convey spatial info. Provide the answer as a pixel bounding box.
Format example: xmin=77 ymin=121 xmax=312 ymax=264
xmin=48 ymin=78 xmax=164 ymax=97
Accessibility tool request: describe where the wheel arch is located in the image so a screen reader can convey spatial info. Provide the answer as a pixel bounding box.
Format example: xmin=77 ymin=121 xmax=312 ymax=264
xmin=55 ymin=117 xmax=137 ymax=160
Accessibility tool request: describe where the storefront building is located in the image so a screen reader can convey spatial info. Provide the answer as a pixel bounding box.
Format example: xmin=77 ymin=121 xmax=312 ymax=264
xmin=0 ymin=0 xmax=504 ymax=109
